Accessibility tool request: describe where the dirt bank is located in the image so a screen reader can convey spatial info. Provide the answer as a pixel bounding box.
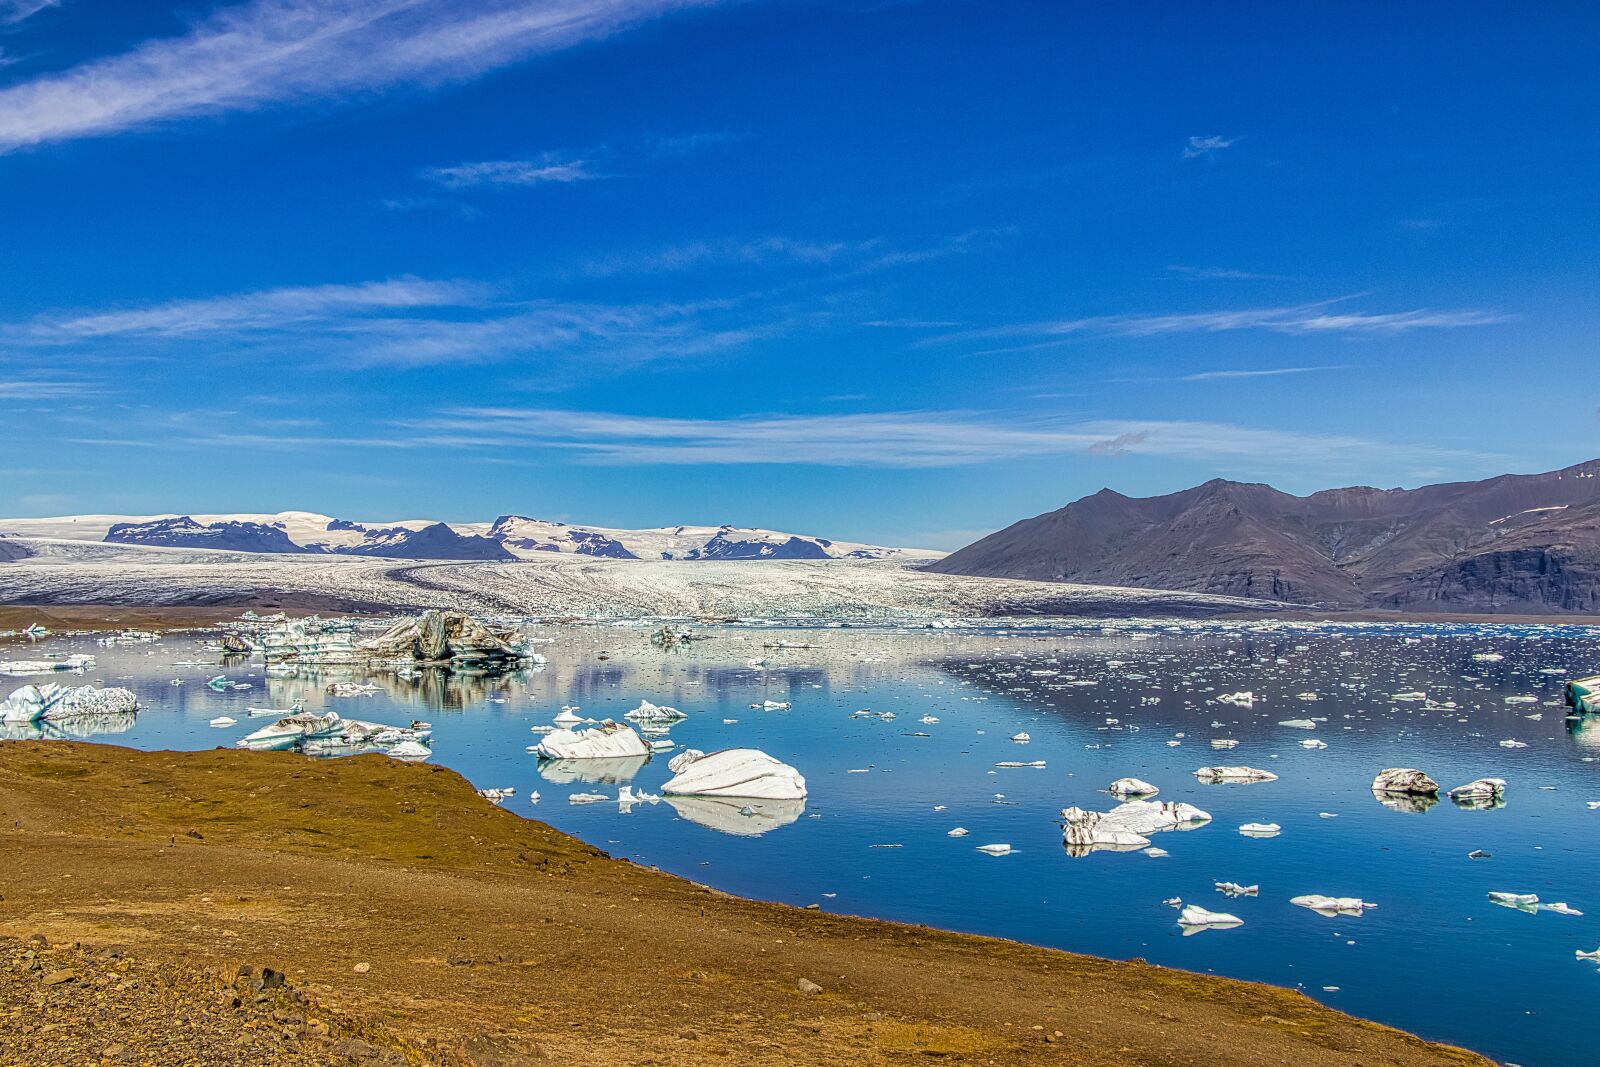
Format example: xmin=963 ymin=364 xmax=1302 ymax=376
xmin=0 ymin=742 xmax=1491 ymax=1066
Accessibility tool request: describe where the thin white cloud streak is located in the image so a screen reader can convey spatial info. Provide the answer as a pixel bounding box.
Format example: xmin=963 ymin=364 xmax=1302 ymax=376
xmin=0 ymin=378 xmax=94 ymax=399
xmin=1182 ymin=365 xmax=1349 ymax=381
xmin=423 ymin=155 xmax=599 ymax=189
xmin=30 ymin=277 xmax=482 ymax=338
xmin=1183 ymin=134 xmax=1237 ymax=158
xmin=389 ymin=408 xmax=1488 ymax=469
xmin=578 ymin=236 xmax=856 ymax=277
xmin=0 ymin=0 xmax=718 ymax=152
xmin=0 ymin=0 xmax=56 ymax=25
xmin=9 ymin=277 xmax=759 ymax=368
xmin=927 ymin=300 xmax=1512 ymax=350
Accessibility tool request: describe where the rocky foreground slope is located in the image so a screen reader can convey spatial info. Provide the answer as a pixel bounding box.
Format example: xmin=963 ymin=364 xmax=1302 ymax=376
xmin=931 ymin=460 xmax=1600 ymax=614
xmin=0 ymin=742 xmax=1490 ymax=1067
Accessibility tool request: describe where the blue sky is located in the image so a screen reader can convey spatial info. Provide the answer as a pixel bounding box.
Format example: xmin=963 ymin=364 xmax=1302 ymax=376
xmin=0 ymin=0 xmax=1595 ymax=548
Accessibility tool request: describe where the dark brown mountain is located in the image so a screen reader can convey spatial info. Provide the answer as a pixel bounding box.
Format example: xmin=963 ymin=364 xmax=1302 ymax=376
xmin=929 ymin=461 xmax=1600 ymax=613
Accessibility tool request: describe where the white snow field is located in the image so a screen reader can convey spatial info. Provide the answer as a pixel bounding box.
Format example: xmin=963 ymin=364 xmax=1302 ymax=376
xmin=0 ymin=537 xmax=1273 ymax=619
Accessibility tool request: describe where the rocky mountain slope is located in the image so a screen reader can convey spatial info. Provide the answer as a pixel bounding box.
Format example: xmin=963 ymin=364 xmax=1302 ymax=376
xmin=2 ymin=512 xmax=927 ymax=563
xmin=930 ymin=460 xmax=1600 ymax=613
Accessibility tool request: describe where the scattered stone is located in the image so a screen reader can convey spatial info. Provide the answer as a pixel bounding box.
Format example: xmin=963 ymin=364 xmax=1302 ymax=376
xmin=796 ymin=978 xmax=823 ymax=994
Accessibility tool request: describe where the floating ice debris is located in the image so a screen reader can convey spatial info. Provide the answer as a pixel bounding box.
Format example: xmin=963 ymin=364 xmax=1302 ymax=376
xmin=661 ymin=747 xmax=808 ymax=800
xmin=326 ymin=681 xmax=381 ymax=697
xmin=995 ymin=760 xmax=1046 ymax=768
xmin=207 ymin=676 xmax=230 ymax=691
xmin=1497 ymin=739 xmax=1528 ymax=749
xmin=568 ymin=792 xmax=608 ymax=804
xmin=1504 ymin=695 xmax=1537 ymax=705
xmin=751 ymin=700 xmax=791 ymax=710
xmin=1448 ymin=778 xmax=1507 ymax=809
xmin=1144 ymin=847 xmax=1168 ymax=857
xmin=386 ymin=740 xmax=431 ymax=760
xmin=1239 ymin=822 xmax=1281 ymax=838
xmin=1216 ymin=882 xmax=1258 ymax=897
xmin=0 ymin=654 xmax=96 ymax=677
xmin=1162 ymin=897 xmax=1183 ymax=908
xmin=947 ymin=827 xmax=969 ymax=837
xmin=1391 ymin=691 xmax=1427 ymax=702
xmin=1488 ymin=891 xmax=1539 ymax=910
xmin=1296 ymin=692 xmax=1320 ymax=700
xmin=975 ymin=843 xmax=1012 ymax=856
xmin=1372 ymin=767 xmax=1439 ymax=796
xmin=1209 ymin=738 xmax=1240 ymax=750
xmin=1291 ymin=895 xmax=1377 ymax=915
xmin=1542 ymin=902 xmax=1584 ymax=916
xmin=616 ymin=785 xmax=661 ymax=812
xmin=353 ymin=610 xmax=532 ymax=668
xmin=1109 ymin=777 xmax=1159 ymax=798
xmin=1299 ymin=739 xmax=1328 ymax=750
xmin=1472 ymin=652 xmax=1504 ymax=663
xmin=534 ymin=720 xmax=651 ymax=760
xmin=208 ymin=716 xmax=237 ymax=727
xmin=1468 ymin=849 xmax=1492 ymax=859
xmin=1061 ymin=799 xmax=1211 ymax=856
xmin=478 ymin=787 xmax=515 ymax=801
xmin=919 ymin=715 xmax=940 ymax=724
xmin=553 ymin=706 xmax=585 ymax=726
xmin=1194 ymin=766 xmax=1278 ymax=784
xmin=624 ymin=699 xmax=686 ymax=724
xmin=245 ymin=704 xmax=302 ymax=718
xmin=1177 ymin=905 xmax=1242 ymax=931
xmin=1577 ymin=948 xmax=1600 ymax=961
xmin=0 ymin=682 xmax=139 ymax=725
xmin=1010 ymin=732 xmax=1031 ymax=743
xmin=1217 ymin=692 xmax=1254 ymax=707
xmin=1278 ymin=719 xmax=1317 ymax=730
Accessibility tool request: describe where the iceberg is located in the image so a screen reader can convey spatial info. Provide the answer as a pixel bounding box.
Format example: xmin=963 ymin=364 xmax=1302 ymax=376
xmin=1239 ymin=822 xmax=1281 ymax=837
xmin=1061 ymin=799 xmax=1211 ymax=857
xmin=1177 ymin=905 xmax=1242 ymax=932
xmin=0 ymin=682 xmax=139 ymax=725
xmin=1372 ymin=768 xmax=1439 ymax=796
xmin=661 ymin=748 xmax=807 ymax=800
xmin=1291 ymin=895 xmax=1377 ymax=915
xmin=1193 ymin=766 xmax=1278 ymax=784
xmin=0 ymin=654 xmax=96 ymax=677
xmin=533 ymin=720 xmax=651 ymax=760
xmin=624 ymin=699 xmax=687 ymax=724
xmin=236 ymin=711 xmax=345 ymax=751
xmin=1108 ymin=777 xmax=1159 ymax=797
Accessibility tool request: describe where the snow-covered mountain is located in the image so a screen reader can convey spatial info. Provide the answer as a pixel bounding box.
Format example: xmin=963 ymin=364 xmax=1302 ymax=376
xmin=0 ymin=511 xmax=937 ymax=563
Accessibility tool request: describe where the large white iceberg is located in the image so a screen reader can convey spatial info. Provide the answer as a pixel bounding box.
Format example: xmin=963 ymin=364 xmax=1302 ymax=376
xmin=1193 ymin=766 xmax=1278 ymax=784
xmin=624 ymin=699 xmax=687 ymax=724
xmin=0 ymin=654 xmax=96 ymax=677
xmin=1108 ymin=777 xmax=1159 ymax=797
xmin=534 ymin=720 xmax=651 ymax=760
xmin=660 ymin=748 xmax=807 ymax=800
xmin=1371 ymin=767 xmax=1439 ymax=795
xmin=235 ymin=710 xmax=432 ymax=754
xmin=1061 ymin=799 xmax=1211 ymax=856
xmin=0 ymin=682 xmax=138 ymax=724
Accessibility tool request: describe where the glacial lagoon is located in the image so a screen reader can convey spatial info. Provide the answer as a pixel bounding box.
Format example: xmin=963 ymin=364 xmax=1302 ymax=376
xmin=10 ymin=619 xmax=1600 ymax=1067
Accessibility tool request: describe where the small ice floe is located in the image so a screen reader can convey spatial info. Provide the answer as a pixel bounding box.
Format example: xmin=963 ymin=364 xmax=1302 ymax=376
xmin=1239 ymin=822 xmax=1281 ymax=838
xmin=1209 ymin=738 xmax=1240 ymax=750
xmin=0 ymin=654 xmax=96 ymax=677
xmin=326 ymin=681 xmax=381 ymax=697
xmin=207 ymin=676 xmax=230 ymax=691
xmin=1542 ymin=902 xmax=1584 ymax=916
xmin=919 ymin=715 xmax=940 ymax=724
xmin=1448 ymin=777 xmax=1507 ymax=810
xmin=552 ymin=706 xmax=585 ymax=726
xmin=745 ymin=658 xmax=767 ymax=669
xmin=1061 ymin=799 xmax=1211 ymax=857
xmin=568 ymin=792 xmax=608 ymax=804
xmin=648 ymin=738 xmax=676 ymax=752
xmin=1498 ymin=739 xmax=1528 ymax=749
xmin=1194 ymin=766 xmax=1278 ymax=784
xmin=1504 ymin=695 xmax=1537 ymax=705
xmin=1144 ymin=847 xmax=1168 ymax=857
xmin=995 ymin=760 xmax=1046 ymax=768
xmin=1278 ymin=719 xmax=1317 ymax=730
xmin=1473 ymin=652 xmax=1504 ymax=663
xmin=625 ymin=699 xmax=687 ymax=724
xmin=478 ymin=787 xmax=515 ymax=802
xmin=1216 ymin=882 xmax=1258 ymax=897
xmin=1177 ymin=905 xmax=1243 ymax=933
xmin=533 ymin=720 xmax=651 ymax=760
xmin=208 ymin=716 xmax=237 ymax=727
xmin=616 ymin=785 xmax=661 ymax=813
xmin=1109 ymin=777 xmax=1159 ymax=798
xmin=246 ymin=704 xmax=302 ymax=718
xmin=386 ymin=740 xmax=431 ymax=760
xmin=1291 ymin=895 xmax=1377 ymax=916
xmin=1296 ymin=692 xmax=1320 ymax=700
xmin=1468 ymin=849 xmax=1492 ymax=859
xmin=947 ymin=827 xmax=969 ymax=837
xmin=722 ymin=718 xmax=738 ymax=725
xmin=1488 ymin=891 xmax=1540 ymax=912
xmin=1299 ymin=739 xmax=1328 ymax=750
xmin=1371 ymin=767 xmax=1439 ymax=796
xmin=751 ymin=700 xmax=791 ymax=710
xmin=1162 ymin=897 xmax=1183 ymax=908
xmin=975 ymin=843 xmax=1012 ymax=856
xmin=661 ymin=747 xmax=807 ymax=800
xmin=1217 ymin=692 xmax=1254 ymax=707
xmin=1577 ymin=948 xmax=1600 ymax=962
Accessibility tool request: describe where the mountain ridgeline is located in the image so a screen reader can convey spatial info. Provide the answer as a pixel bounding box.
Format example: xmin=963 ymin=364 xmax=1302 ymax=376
xmin=929 ymin=461 xmax=1600 ymax=614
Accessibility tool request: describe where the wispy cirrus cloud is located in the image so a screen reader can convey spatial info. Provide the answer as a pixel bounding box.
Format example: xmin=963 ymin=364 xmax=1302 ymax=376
xmin=578 ymin=236 xmax=856 ymax=277
xmin=1182 ymin=134 xmax=1237 ymax=159
xmin=1166 ymin=265 xmax=1287 ymax=282
xmin=7 ymin=275 xmax=761 ymax=369
xmin=0 ymin=0 xmax=720 ymax=152
xmin=0 ymin=377 xmax=95 ymax=399
xmin=926 ymin=298 xmax=1512 ymax=353
xmin=1181 ymin=365 xmax=1349 ymax=381
xmin=379 ymin=407 xmax=1493 ymax=470
xmin=0 ymin=0 xmax=56 ymax=26
xmin=422 ymin=154 xmax=600 ymax=189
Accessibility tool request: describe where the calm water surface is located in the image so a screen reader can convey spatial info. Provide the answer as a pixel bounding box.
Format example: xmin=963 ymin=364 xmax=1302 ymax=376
xmin=10 ymin=619 xmax=1600 ymax=1067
